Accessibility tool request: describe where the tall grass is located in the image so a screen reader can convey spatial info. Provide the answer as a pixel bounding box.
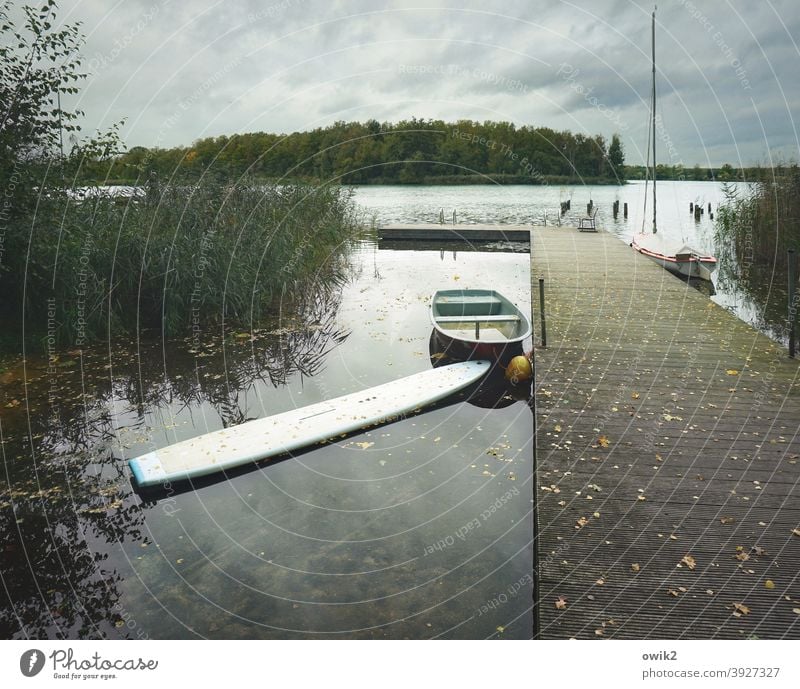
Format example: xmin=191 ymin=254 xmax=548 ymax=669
xmin=715 ymin=164 xmax=800 ymax=272
xmin=1 ymin=179 xmax=363 ymax=349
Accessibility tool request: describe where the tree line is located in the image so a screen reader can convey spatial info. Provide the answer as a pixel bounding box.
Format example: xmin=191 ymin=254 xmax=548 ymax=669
xmin=98 ymin=119 xmax=628 ymax=186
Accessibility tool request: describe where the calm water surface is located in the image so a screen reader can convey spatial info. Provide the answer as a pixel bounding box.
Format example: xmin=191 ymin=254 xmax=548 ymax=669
xmin=354 ymin=182 xmax=791 ymax=344
xmin=0 ymin=241 xmax=533 ymax=639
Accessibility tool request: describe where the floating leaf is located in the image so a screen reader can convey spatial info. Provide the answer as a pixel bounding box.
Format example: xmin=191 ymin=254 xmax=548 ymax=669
xmin=354 ymin=441 xmax=374 ymax=450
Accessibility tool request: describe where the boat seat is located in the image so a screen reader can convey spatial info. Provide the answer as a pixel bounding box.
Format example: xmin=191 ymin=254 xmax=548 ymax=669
xmin=436 ymin=315 xmax=521 ymax=323
xmin=442 ymin=295 xmax=503 ymax=304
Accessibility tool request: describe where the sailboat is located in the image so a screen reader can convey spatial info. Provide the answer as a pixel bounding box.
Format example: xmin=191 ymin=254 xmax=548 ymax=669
xmin=631 ymin=8 xmax=717 ymax=281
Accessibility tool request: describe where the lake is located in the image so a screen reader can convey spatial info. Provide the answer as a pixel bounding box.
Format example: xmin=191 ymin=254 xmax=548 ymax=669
xmin=353 ymin=181 xmax=791 ymax=344
xmin=0 ymin=239 xmax=533 ymax=639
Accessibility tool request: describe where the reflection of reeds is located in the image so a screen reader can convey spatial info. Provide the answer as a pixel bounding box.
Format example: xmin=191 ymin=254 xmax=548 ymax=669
xmin=0 ymin=277 xmax=350 ymax=638
xmin=1 ymin=179 xmax=362 ymax=349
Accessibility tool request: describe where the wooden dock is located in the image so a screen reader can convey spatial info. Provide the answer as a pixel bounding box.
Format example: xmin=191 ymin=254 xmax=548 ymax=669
xmin=378 ymin=223 xmax=532 ymax=241
xmin=531 ymin=226 xmax=800 ymax=639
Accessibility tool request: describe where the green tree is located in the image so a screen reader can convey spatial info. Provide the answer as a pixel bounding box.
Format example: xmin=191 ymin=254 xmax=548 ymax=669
xmin=608 ymin=133 xmax=625 ymax=180
xmin=0 ymin=0 xmax=121 ymax=337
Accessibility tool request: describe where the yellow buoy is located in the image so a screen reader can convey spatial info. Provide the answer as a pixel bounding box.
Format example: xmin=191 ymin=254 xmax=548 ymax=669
xmin=505 ymin=355 xmax=532 ymax=383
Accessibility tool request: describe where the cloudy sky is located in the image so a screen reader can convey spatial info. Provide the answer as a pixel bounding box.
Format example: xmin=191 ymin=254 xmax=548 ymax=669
xmin=52 ymin=0 xmax=800 ymax=166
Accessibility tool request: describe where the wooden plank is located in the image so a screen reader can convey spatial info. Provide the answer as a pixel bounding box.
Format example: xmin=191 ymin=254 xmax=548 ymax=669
xmin=378 ymin=223 xmax=537 ymax=241
xmin=531 ymin=226 xmax=800 ymax=639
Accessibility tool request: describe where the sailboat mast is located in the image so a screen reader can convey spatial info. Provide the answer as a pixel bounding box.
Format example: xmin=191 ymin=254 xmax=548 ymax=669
xmin=651 ymin=7 xmax=657 ymax=234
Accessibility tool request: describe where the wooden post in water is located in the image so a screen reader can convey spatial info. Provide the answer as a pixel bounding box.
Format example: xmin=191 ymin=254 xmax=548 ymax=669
xmin=708 ymin=202 xmax=712 ymax=214
xmin=538 ymin=278 xmax=547 ymax=348
xmin=623 ymin=202 xmax=628 ymax=218
xmin=690 ymin=202 xmax=694 ymax=213
xmin=790 ymin=249 xmax=797 ymax=358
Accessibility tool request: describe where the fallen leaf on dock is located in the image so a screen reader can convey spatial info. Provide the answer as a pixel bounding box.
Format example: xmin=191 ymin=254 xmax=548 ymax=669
xmin=631 ymin=563 xmax=640 ymax=573
xmin=765 ymin=580 xmax=775 ymax=590
xmin=598 ymin=435 xmax=609 ymax=448
xmin=555 ymin=596 xmax=568 ymax=610
xmin=726 ymin=369 xmax=739 ymax=375
xmin=732 ymin=603 xmax=750 ymax=616
xmin=681 ymin=554 xmax=697 ymax=570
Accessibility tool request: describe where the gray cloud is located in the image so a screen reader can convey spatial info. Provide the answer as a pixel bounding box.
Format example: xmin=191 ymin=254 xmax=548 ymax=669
xmin=50 ymin=0 xmax=800 ymax=164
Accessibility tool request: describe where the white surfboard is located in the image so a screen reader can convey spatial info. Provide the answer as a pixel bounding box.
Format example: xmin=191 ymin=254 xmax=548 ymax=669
xmin=129 ymin=360 xmax=491 ymax=488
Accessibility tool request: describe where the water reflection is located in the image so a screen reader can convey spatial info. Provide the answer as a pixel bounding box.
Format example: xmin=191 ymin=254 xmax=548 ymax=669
xmin=712 ymin=245 xmax=790 ymax=344
xmin=0 ymin=280 xmax=349 ymax=638
xmin=1 ymin=243 xmax=532 ymax=640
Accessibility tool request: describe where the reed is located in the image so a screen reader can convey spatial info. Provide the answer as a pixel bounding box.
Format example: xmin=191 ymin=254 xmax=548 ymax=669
xmin=715 ymin=164 xmax=800 ymax=272
xmin=1 ymin=179 xmax=363 ymax=349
